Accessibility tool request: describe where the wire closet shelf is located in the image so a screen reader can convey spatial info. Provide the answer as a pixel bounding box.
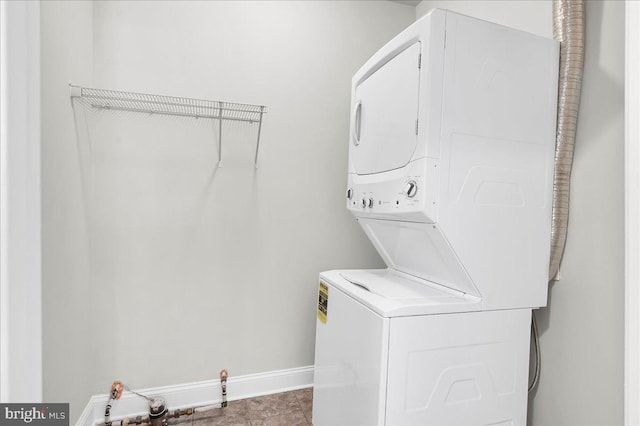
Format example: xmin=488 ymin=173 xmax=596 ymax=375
xmin=69 ymin=84 xmax=267 ymax=167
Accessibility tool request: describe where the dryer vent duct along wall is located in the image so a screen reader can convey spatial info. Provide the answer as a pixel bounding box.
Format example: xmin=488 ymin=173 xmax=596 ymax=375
xmin=549 ymin=0 xmax=586 ymax=281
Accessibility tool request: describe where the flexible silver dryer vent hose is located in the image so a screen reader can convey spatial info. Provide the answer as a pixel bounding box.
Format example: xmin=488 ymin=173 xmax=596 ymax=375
xmin=530 ymin=0 xmax=585 ymax=393
xmin=549 ymin=0 xmax=586 ymax=281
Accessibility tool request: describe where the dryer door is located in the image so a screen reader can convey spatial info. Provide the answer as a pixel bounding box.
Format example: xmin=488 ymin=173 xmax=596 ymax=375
xmin=351 ymin=42 xmax=421 ymax=175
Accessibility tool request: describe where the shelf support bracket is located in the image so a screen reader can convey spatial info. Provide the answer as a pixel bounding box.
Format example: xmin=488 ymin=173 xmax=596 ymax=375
xmin=254 ymin=106 xmax=265 ymax=169
xmin=218 ymin=101 xmax=223 ymax=167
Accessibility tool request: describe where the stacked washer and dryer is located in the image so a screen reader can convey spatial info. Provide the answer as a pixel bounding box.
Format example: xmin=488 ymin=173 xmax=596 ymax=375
xmin=313 ymin=9 xmax=559 ymax=426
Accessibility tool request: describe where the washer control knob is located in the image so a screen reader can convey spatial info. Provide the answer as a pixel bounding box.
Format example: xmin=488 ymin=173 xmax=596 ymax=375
xmin=367 ymin=198 xmax=374 ymax=208
xmin=346 ymin=188 xmax=353 ymax=200
xmin=405 ymin=180 xmax=418 ymax=198
xmin=361 ymin=198 xmax=367 ymax=208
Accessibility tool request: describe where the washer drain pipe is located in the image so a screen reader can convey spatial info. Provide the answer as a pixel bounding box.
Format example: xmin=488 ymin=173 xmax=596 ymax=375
xmin=549 ymin=0 xmax=586 ymax=281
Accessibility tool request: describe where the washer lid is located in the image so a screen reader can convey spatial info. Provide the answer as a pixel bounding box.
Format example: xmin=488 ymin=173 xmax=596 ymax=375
xmin=321 ymin=269 xmax=481 ymax=317
xmin=357 ymin=218 xmax=481 ymax=298
xmin=351 ymin=42 xmax=421 ymax=175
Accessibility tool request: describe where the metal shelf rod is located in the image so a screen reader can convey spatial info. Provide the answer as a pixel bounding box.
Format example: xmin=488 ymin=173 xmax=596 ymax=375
xmin=91 ymin=105 xmax=259 ymax=124
xmin=86 ymin=93 xmax=261 ymax=115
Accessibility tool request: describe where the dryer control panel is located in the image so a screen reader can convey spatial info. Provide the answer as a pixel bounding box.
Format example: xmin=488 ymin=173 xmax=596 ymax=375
xmin=346 ymin=157 xmax=439 ymax=223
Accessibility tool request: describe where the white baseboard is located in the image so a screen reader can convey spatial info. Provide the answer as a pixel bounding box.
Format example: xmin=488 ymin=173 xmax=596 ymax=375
xmin=76 ymin=365 xmax=314 ymax=426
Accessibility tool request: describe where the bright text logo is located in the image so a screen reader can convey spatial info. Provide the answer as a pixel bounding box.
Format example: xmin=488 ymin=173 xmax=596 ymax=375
xmin=0 ymin=404 xmax=68 ymax=425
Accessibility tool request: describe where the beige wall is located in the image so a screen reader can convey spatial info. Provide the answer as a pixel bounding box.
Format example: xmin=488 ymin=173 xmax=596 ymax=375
xmin=416 ymin=2 xmax=625 ymax=425
xmin=40 ymin=1 xmax=414 ymax=422
xmin=40 ymin=0 xmax=94 ymax=420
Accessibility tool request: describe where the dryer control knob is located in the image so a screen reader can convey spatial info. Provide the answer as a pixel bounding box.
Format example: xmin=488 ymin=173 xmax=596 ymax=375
xmin=361 ymin=198 xmax=367 ymax=208
xmin=367 ymin=198 xmax=374 ymax=208
xmin=405 ymin=181 xmax=418 ymax=198
xmin=346 ymin=188 xmax=353 ymax=200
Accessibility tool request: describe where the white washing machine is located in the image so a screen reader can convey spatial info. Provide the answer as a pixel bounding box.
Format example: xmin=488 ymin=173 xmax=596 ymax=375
xmin=313 ymin=270 xmax=530 ymax=425
xmin=313 ymin=9 xmax=559 ymax=426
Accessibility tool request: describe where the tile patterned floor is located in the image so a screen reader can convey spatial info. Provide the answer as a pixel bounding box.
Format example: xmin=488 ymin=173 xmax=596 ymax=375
xmin=170 ymin=388 xmax=312 ymax=426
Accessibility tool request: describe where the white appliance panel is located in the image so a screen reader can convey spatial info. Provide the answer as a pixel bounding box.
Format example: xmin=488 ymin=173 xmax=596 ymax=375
xmin=434 ymin=12 xmax=559 ymax=310
xmin=386 ymin=309 xmax=531 ymax=425
xmin=312 ymin=279 xmax=389 ymax=425
xmin=352 ymin=42 xmax=421 ymax=175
